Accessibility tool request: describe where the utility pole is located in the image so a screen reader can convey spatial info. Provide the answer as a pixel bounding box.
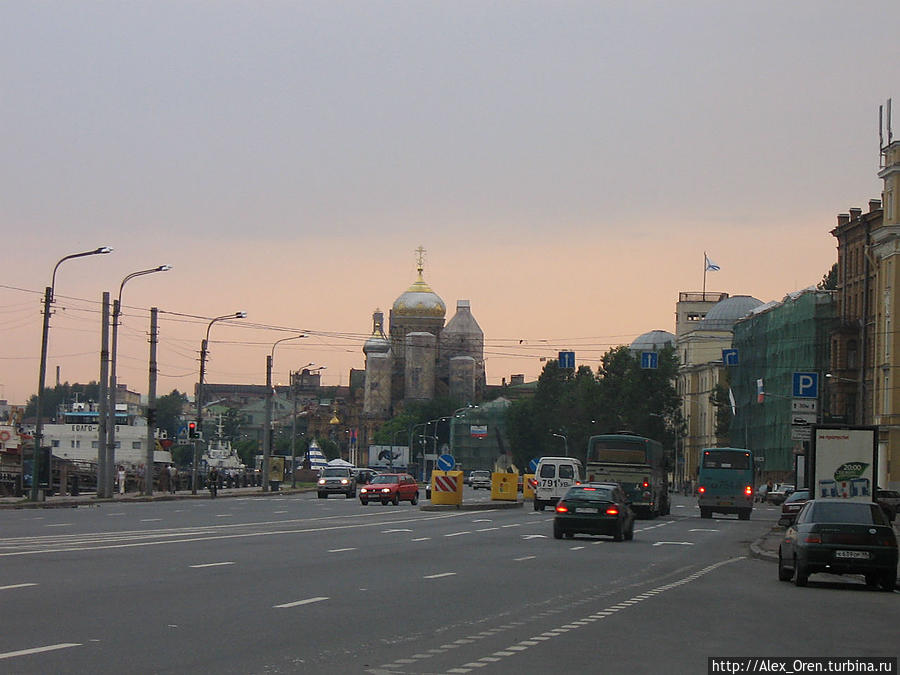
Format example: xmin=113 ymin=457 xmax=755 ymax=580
xmin=97 ymin=292 xmax=110 ymax=498
xmin=145 ymin=307 xmax=158 ymax=496
xmin=263 ymin=355 xmax=273 ymax=492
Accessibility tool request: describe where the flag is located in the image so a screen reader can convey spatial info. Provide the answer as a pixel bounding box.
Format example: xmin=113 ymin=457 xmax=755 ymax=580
xmin=705 ymin=253 xmax=721 ymax=272
xmin=757 ymin=379 xmax=765 ymax=403
xmin=728 ymin=387 xmax=736 ymax=416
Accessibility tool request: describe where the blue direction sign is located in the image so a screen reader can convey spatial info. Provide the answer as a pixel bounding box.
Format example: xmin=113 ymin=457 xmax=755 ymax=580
xmin=528 ymin=457 xmax=540 ymax=473
xmin=792 ymin=372 xmax=819 ymax=399
xmin=558 ymin=351 xmax=575 ymax=369
xmin=722 ymin=349 xmax=739 ymax=366
xmin=437 ymin=454 xmax=456 ymax=471
xmin=641 ymin=351 xmax=659 ymax=369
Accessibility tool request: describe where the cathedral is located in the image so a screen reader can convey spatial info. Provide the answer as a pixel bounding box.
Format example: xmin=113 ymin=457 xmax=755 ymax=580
xmin=362 ymin=248 xmax=486 ymax=420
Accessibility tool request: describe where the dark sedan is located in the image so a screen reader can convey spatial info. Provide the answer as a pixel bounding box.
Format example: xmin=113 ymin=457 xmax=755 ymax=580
xmin=553 ymin=483 xmax=635 ymax=542
xmin=778 ymin=489 xmax=810 ymax=527
xmin=778 ymin=499 xmax=897 ymax=591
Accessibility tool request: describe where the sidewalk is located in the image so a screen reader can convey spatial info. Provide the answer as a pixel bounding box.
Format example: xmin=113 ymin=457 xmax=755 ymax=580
xmin=0 ymin=484 xmax=315 ymax=509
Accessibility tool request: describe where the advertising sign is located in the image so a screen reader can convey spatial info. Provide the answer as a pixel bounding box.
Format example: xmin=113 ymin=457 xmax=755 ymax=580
xmin=470 ymin=425 xmax=488 ymax=438
xmin=368 ymin=445 xmax=410 ymax=469
xmin=810 ymin=426 xmax=877 ymax=501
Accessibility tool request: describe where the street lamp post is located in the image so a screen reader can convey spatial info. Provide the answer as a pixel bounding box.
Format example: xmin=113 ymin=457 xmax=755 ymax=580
xmin=551 ymin=432 xmax=568 ymax=457
xmin=289 ymin=363 xmax=315 ymax=488
xmin=264 ymin=335 xmax=305 ymax=492
xmin=106 ymin=265 xmax=171 ymax=497
xmin=194 ymin=311 xmax=247 ymax=495
xmin=32 ymin=246 xmax=112 ymax=501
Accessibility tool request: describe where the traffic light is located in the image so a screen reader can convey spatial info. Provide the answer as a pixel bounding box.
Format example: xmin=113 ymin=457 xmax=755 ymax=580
xmin=188 ymin=421 xmax=197 ymax=438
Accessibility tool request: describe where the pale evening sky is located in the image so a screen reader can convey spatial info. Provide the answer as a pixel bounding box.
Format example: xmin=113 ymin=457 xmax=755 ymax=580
xmin=1 ymin=1 xmax=897 ymax=404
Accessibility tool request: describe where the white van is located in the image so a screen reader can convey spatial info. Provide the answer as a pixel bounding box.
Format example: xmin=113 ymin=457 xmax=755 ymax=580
xmin=533 ymin=456 xmax=583 ymax=511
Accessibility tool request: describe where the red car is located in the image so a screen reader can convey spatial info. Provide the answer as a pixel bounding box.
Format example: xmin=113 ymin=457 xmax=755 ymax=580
xmin=778 ymin=489 xmax=809 ymax=526
xmin=359 ymin=473 xmax=419 ymax=506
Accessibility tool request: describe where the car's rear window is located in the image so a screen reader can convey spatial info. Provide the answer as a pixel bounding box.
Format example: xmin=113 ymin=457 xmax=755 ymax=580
xmin=565 ymin=486 xmax=613 ymax=501
xmin=809 ymin=502 xmax=888 ymax=525
xmin=472 ymin=471 xmax=490 ymax=478
xmin=371 ymin=475 xmax=398 ymax=484
xmin=785 ymin=491 xmax=809 ymax=503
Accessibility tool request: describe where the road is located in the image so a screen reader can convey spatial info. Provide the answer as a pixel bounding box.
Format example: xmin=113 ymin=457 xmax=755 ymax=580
xmin=0 ymin=492 xmax=896 ymax=674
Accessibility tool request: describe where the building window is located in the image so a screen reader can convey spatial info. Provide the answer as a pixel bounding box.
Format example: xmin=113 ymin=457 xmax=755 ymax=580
xmin=92 ymin=441 xmax=98 ymax=448
xmin=883 ymin=373 xmax=891 ymax=416
xmin=51 ymin=440 xmax=60 ymax=448
xmin=848 ymin=340 xmax=858 ymax=369
xmin=132 ymin=441 xmax=141 ymax=450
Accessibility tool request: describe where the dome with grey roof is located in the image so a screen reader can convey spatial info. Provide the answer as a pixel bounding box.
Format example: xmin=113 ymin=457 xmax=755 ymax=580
xmin=698 ymin=295 xmax=764 ymax=331
xmin=629 ymin=329 xmax=675 ymax=353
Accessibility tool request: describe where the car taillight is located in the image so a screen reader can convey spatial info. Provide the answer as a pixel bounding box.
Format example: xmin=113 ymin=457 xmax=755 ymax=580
xmin=744 ymin=486 xmax=753 ymax=495
xmin=804 ymin=534 xmax=822 ymax=543
xmin=698 ymin=486 xmax=706 ymax=494
xmin=642 ymin=479 xmax=649 ymax=488
xmin=556 ymin=503 xmax=569 ymax=513
xmin=605 ymin=508 xmax=619 ymax=515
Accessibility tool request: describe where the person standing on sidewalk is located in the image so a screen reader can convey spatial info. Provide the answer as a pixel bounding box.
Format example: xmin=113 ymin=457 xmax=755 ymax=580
xmin=168 ymin=464 xmax=178 ymax=493
xmin=208 ymin=467 xmax=218 ymax=498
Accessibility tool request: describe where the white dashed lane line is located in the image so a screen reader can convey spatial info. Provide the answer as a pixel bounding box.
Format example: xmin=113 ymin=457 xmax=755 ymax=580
xmin=190 ymin=562 xmax=235 ymax=568
xmin=0 ymin=583 xmax=38 ymax=591
xmin=424 ymin=572 xmax=457 ymax=579
xmin=274 ymin=596 xmax=329 ymax=609
xmin=0 ymin=643 xmax=81 ymax=661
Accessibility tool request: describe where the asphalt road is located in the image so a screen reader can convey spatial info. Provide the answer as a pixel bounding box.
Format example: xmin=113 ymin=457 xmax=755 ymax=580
xmin=0 ymin=493 xmax=896 ymax=674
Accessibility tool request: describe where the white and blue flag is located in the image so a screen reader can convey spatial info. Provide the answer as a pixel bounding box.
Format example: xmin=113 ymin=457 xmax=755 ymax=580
xmin=704 ymin=253 xmax=721 ymax=272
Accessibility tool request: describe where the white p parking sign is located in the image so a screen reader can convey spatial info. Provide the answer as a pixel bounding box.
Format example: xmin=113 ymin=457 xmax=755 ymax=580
xmin=792 ymin=372 xmax=818 ymax=399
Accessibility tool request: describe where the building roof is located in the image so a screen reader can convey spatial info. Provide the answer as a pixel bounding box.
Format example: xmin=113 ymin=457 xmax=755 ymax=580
xmin=629 ymin=329 xmax=675 ymax=352
xmin=698 ymin=295 xmax=764 ymax=331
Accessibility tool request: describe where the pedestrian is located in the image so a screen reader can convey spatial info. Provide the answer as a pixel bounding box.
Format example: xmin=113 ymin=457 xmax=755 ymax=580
xmin=117 ymin=466 xmax=126 ymax=495
xmin=208 ymin=467 xmax=218 ymax=498
xmin=168 ymin=464 xmax=178 ymax=494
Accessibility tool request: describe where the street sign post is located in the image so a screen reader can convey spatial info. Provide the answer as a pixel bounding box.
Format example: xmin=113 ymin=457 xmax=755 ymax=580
xmin=641 ymin=352 xmax=658 ymax=369
xmin=558 ymin=351 xmax=575 ymax=369
xmin=437 ymin=453 xmax=456 ymax=471
xmin=722 ymin=349 xmax=739 ymax=366
xmin=792 ymin=372 xmax=819 ymax=399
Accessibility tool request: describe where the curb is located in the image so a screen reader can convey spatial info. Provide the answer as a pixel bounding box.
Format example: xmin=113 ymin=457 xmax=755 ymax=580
xmin=420 ymin=501 xmax=523 ymax=512
xmin=749 ymin=527 xmax=780 ymax=562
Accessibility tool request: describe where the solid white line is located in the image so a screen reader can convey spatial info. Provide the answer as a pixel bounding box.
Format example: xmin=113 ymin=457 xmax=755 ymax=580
xmin=652 ymin=541 xmax=694 ymax=546
xmin=0 ymin=583 xmax=38 ymax=591
xmin=445 ymin=531 xmax=471 ymax=537
xmin=328 ymin=547 xmax=356 ymax=553
xmin=424 ymin=572 xmax=457 ymax=579
xmin=274 ymin=596 xmax=329 ymax=608
xmin=0 ymin=643 xmax=81 ymax=660
xmin=514 ymin=556 xmax=536 ymax=561
xmin=189 ymin=562 xmax=235 ymax=568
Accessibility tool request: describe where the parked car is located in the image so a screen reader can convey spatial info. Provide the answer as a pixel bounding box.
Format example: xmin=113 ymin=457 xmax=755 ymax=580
xmin=352 ymin=468 xmax=379 ymax=486
xmin=767 ymin=483 xmax=795 ymax=505
xmin=359 ymin=473 xmax=419 ymax=506
xmin=875 ymin=489 xmax=900 ymax=522
xmin=553 ymin=482 xmax=635 ymax=542
xmin=470 ymin=470 xmax=491 ymax=490
xmin=778 ymin=489 xmax=810 ymax=526
xmin=777 ymin=499 xmax=897 ymax=590
xmin=317 ymin=467 xmax=356 ymax=499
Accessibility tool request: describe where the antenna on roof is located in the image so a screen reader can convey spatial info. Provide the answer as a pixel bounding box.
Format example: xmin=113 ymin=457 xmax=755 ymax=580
xmin=888 ymin=98 xmax=893 ymax=144
xmin=879 ymin=103 xmax=884 ymax=151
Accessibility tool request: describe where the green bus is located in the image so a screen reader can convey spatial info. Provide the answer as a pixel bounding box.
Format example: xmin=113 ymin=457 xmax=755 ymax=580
xmin=586 ymin=433 xmax=670 ymax=518
xmin=697 ymin=447 xmax=754 ymax=520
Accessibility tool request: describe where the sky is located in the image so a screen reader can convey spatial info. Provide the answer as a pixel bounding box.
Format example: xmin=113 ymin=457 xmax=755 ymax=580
xmin=1 ymin=1 xmax=898 ymax=405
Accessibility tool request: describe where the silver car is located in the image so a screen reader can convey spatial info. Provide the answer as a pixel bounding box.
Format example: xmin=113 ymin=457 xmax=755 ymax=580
xmin=317 ymin=467 xmax=356 ymax=498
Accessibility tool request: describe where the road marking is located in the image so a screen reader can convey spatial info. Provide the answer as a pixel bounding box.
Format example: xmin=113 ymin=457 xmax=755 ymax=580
xmin=328 ymin=547 xmax=356 ymax=553
xmin=570 ymin=546 xmax=585 ymax=550
xmin=411 ymin=537 xmax=431 ymax=541
xmin=521 ymin=534 xmax=546 ymax=539
xmin=0 ymin=583 xmax=38 ymax=591
xmin=107 ymin=513 xmax=125 ymax=517
xmin=274 ymin=596 xmax=329 ymax=608
xmin=652 ymin=541 xmax=694 ymax=546
xmin=445 ymin=531 xmax=471 ymax=537
xmin=140 ymin=518 xmax=162 ymax=522
xmin=514 ymin=556 xmax=535 ymax=561
xmin=675 ymin=505 xmax=686 ymax=508
xmin=45 ymin=523 xmax=72 ymax=528
xmin=501 ymin=523 xmax=521 ymax=528
xmin=274 ymin=510 xmax=287 ymax=514
xmin=215 ymin=514 xmax=233 ymax=518
xmin=689 ymin=528 xmax=719 ymax=532
xmin=0 ymin=643 xmax=81 ymax=660
xmin=424 ymin=572 xmax=457 ymax=579
xmin=471 ymin=519 xmax=492 ymax=523
xmin=190 ymin=562 xmax=235 ymax=568
xmin=383 ymin=528 xmax=413 ymax=533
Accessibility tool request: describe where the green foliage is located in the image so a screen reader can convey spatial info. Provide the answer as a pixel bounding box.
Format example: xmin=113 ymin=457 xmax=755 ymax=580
xmin=506 ymin=346 xmax=682 ymax=465
xmin=221 ymin=407 xmax=243 ymax=441
xmin=709 ymin=383 xmax=733 ymax=443
xmin=317 ymin=437 xmax=340 ymax=460
xmin=234 ymin=439 xmax=258 ymax=467
xmin=155 ymin=390 xmax=187 ymax=439
xmin=371 ymin=397 xmax=461 ymax=448
xmin=25 ymin=382 xmax=101 ymax=420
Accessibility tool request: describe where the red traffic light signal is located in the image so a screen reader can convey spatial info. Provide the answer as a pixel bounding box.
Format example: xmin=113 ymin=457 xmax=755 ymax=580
xmin=188 ymin=421 xmax=197 ymax=438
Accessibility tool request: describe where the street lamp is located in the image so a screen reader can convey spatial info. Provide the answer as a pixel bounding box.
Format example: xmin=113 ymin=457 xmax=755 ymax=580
xmin=264 ymin=335 xmax=306 ymax=492
xmin=193 ymin=311 xmax=247 ymax=494
xmin=32 ymin=246 xmax=112 ymax=501
xmin=106 ymin=265 xmax=171 ymax=497
xmin=551 ymin=432 xmax=568 ymax=457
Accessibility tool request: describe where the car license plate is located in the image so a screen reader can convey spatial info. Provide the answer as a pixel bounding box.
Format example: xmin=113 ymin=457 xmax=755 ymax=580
xmin=576 ymin=507 xmax=598 ymax=514
xmin=835 ymin=550 xmax=870 ymax=559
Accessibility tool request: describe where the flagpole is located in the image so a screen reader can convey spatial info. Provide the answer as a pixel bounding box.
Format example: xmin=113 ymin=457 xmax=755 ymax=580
xmin=702 ymin=252 xmax=707 ymax=298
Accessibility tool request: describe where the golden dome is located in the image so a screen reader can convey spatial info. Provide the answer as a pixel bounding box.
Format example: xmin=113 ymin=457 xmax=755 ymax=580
xmin=392 ymin=247 xmax=446 ymax=319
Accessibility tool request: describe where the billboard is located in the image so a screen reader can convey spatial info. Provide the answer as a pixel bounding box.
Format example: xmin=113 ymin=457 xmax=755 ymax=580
xmin=810 ymin=426 xmax=878 ymax=501
xmin=368 ymin=445 xmax=410 ymax=469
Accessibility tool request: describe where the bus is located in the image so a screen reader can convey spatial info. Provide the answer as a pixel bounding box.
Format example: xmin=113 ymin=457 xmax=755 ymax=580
xmin=586 ymin=433 xmax=670 ymax=518
xmin=696 ymin=447 xmax=754 ymax=520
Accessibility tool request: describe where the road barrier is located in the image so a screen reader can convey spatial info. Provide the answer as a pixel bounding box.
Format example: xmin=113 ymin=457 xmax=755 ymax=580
xmin=491 ymin=472 xmax=518 ymax=501
xmin=522 ymin=473 xmax=535 ymax=500
xmin=431 ymin=470 xmax=463 ymax=506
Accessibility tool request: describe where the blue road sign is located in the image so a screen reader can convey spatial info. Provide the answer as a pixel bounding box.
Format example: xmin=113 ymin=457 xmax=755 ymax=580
xmin=437 ymin=454 xmax=456 ymax=471
xmin=641 ymin=351 xmax=658 ymax=369
xmin=722 ymin=349 xmax=739 ymax=366
xmin=558 ymin=351 xmax=575 ymax=369
xmin=528 ymin=457 xmax=540 ymax=473
xmin=792 ymin=372 xmax=819 ymax=399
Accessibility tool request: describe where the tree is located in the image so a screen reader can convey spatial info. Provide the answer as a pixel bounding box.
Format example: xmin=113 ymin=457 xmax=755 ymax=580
xmin=25 ymin=381 xmax=101 ymax=421
xmin=155 ymin=390 xmax=187 ymax=440
xmin=710 ymin=383 xmax=733 ymax=443
xmin=818 ymin=262 xmax=837 ymax=290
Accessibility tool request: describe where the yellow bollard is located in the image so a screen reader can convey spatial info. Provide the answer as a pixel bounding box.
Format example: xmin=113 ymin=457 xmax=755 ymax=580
xmin=491 ymin=472 xmax=518 ymax=501
xmin=522 ymin=473 xmax=535 ymax=500
xmin=431 ymin=470 xmax=463 ymax=505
